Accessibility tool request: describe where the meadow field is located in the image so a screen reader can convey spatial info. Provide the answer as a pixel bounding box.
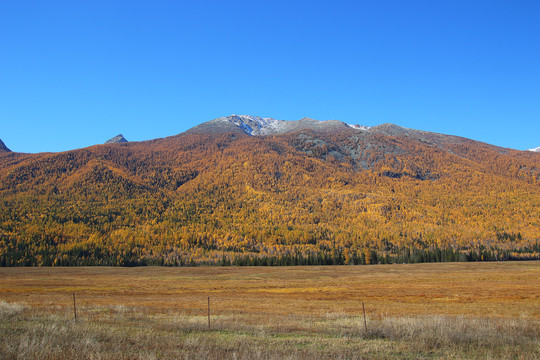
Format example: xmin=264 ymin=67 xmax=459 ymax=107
xmin=1 ymin=261 xmax=539 ymax=359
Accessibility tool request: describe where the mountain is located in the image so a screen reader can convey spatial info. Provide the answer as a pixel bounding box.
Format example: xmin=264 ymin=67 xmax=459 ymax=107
xmin=528 ymin=146 xmax=540 ymax=152
xmin=0 ymin=139 xmax=11 ymax=152
xmin=105 ymin=134 xmax=128 ymax=144
xmin=0 ymin=115 xmax=539 ymax=266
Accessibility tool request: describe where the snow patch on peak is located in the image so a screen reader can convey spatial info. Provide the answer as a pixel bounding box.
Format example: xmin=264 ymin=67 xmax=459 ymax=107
xmin=348 ymin=124 xmax=370 ymax=131
xmin=223 ymin=114 xmax=285 ymax=136
xmin=212 ymin=115 xmax=372 ymax=136
xmin=527 ymin=146 xmax=540 ymax=152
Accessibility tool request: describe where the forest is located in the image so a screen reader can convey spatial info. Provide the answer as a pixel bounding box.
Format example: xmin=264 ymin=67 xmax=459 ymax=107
xmin=1 ymin=129 xmax=539 ymax=266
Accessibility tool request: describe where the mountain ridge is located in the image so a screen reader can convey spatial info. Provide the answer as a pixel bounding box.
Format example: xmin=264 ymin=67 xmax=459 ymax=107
xmin=187 ymin=114 xmax=371 ymax=137
xmin=0 ymin=116 xmax=533 ymax=153
xmin=184 ymin=115 xmax=507 ymax=151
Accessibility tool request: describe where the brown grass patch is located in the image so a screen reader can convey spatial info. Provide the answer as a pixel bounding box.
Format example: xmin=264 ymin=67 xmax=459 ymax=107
xmin=1 ymin=262 xmax=538 ymax=318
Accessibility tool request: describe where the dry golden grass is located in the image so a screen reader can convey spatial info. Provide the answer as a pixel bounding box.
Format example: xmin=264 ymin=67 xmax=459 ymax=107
xmin=1 ymin=261 xmax=538 ymax=318
xmin=1 ymin=262 xmax=539 ymax=359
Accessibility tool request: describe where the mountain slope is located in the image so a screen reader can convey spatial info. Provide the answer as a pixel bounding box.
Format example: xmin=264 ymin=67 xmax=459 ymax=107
xmin=0 ymin=116 xmax=539 ymax=266
xmin=0 ymin=139 xmax=11 ymax=152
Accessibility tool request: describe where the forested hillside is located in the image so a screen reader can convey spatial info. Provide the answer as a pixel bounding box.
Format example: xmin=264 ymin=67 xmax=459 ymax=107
xmin=1 ymin=124 xmax=539 ymax=266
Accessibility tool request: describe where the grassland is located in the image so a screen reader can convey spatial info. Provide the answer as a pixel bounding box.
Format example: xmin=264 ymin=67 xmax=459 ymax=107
xmin=1 ymin=262 xmax=539 ymax=359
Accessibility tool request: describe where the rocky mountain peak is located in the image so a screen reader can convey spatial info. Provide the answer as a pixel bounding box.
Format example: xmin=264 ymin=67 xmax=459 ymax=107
xmin=105 ymin=134 xmax=128 ymax=144
xmin=188 ymin=115 xmax=371 ymax=136
xmin=222 ymin=115 xmax=283 ymax=136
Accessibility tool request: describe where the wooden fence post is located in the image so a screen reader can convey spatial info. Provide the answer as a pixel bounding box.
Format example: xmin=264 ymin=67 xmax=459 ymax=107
xmin=73 ymin=293 xmax=77 ymax=321
xmin=207 ymin=296 xmax=211 ymax=331
xmin=362 ymin=301 xmax=367 ymax=334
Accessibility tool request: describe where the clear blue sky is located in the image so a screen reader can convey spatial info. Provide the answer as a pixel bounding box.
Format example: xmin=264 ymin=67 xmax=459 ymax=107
xmin=1 ymin=0 xmax=539 ymax=153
